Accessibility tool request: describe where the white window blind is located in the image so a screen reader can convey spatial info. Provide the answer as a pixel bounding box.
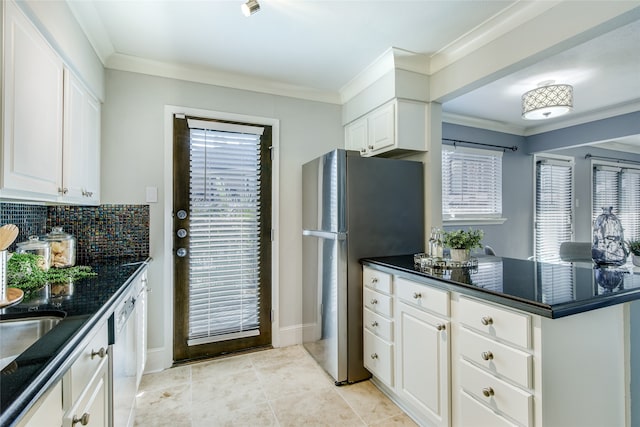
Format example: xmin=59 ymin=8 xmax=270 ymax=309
xmin=186 ymin=121 xmax=264 ymax=345
xmin=535 ymin=157 xmax=575 ymax=304
xmin=442 ymin=146 xmax=502 ymax=220
xmin=593 ymin=164 xmax=640 ymax=241
xmin=535 ymin=158 xmax=574 ymax=262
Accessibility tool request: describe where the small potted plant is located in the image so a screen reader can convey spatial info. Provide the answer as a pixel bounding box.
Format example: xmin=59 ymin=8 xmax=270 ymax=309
xmin=627 ymin=239 xmax=640 ymax=267
xmin=443 ymin=228 xmax=484 ymax=262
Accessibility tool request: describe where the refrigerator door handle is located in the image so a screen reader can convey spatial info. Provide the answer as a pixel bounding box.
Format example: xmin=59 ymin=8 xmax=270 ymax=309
xmin=303 ymin=230 xmax=347 ymax=241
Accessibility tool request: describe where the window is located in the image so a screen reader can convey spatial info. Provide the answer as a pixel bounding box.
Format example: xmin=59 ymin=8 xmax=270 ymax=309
xmin=593 ymin=163 xmax=640 ymax=241
xmin=442 ymin=146 xmax=503 ymax=223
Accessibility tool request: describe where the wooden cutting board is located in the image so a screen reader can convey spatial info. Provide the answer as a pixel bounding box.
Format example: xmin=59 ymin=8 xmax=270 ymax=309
xmin=0 ymin=288 xmax=24 ymax=308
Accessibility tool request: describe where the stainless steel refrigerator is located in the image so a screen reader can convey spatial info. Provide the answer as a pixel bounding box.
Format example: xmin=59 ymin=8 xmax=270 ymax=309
xmin=302 ymin=149 xmax=424 ymax=385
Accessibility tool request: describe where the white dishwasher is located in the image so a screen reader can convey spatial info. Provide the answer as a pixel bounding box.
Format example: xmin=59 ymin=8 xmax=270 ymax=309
xmin=110 ymin=270 xmax=147 ymax=427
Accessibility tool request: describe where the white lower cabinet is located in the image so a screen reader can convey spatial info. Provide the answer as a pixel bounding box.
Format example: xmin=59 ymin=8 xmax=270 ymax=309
xmin=363 ymin=265 xmax=629 ymax=427
xmin=17 ymin=381 xmax=63 ymax=427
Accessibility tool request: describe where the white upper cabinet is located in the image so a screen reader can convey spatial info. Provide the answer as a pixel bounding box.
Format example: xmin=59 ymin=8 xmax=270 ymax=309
xmin=1 ymin=0 xmax=64 ymax=200
xmin=1 ymin=1 xmax=101 ymax=205
xmin=344 ymin=99 xmax=429 ymax=157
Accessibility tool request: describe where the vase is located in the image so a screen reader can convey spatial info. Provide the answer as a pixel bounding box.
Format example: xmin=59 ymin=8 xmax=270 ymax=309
xmin=450 ymin=248 xmax=470 ymax=262
xmin=591 ymin=207 xmax=628 ymax=266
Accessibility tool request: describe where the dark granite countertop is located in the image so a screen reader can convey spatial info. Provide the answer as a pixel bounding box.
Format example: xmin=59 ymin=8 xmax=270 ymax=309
xmin=363 ymin=254 xmax=640 ymax=318
xmin=0 ymin=258 xmax=150 ymax=427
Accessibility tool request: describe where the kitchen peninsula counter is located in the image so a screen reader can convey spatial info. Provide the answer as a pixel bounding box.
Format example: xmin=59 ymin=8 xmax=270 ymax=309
xmin=362 ymin=254 xmax=640 ymax=318
xmin=0 ymin=258 xmax=150 ymax=427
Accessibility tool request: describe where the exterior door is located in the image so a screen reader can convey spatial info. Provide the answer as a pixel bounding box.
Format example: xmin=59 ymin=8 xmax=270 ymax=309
xmin=173 ymin=115 xmax=272 ymax=362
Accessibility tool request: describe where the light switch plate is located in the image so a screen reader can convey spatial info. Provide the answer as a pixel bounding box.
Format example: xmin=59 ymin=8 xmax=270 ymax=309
xmin=146 ymin=186 xmax=158 ymax=203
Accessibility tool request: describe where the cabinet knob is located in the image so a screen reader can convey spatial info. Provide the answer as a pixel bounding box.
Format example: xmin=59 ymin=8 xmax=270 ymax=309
xmin=370 ymin=299 xmax=378 ymax=305
xmin=370 ymin=353 xmax=378 ymax=360
xmin=371 ymin=321 xmax=378 ymax=327
xmin=481 ymin=351 xmax=494 ymax=361
xmin=72 ymin=413 xmax=90 ymax=426
xmin=368 ymin=145 xmax=374 ymax=150
xmin=360 ymin=148 xmax=367 ymax=154
xmin=480 ymin=316 xmax=493 ymax=326
xmin=58 ymin=187 xmax=68 ymax=195
xmin=436 ymin=323 xmax=446 ymax=331
xmin=413 ymin=292 xmax=422 ymax=299
xmin=371 ymin=277 xmax=378 ymax=284
xmin=91 ymin=347 xmax=107 ymax=359
xmin=482 ymin=387 xmax=495 ymax=397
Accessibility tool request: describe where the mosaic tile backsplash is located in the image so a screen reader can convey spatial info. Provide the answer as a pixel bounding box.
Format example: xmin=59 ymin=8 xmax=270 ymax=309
xmin=0 ymin=203 xmax=149 ymax=263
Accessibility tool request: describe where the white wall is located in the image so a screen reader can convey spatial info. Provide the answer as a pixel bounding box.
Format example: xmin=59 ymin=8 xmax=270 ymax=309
xmin=101 ymin=69 xmax=342 ymax=368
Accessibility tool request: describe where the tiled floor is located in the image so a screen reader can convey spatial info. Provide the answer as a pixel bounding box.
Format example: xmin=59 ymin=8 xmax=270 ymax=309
xmin=134 ymin=345 xmax=418 ymax=426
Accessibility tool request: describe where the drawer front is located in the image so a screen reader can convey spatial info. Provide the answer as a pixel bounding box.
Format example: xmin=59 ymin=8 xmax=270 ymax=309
xmin=364 ymin=308 xmax=393 ymax=342
xmin=459 ymin=391 xmax=518 ymax=427
xmin=363 ymin=329 xmax=394 ymax=387
xmin=459 ymin=327 xmax=532 ymax=388
xmin=459 ymin=360 xmax=532 ymax=427
xmin=396 ymin=277 xmax=449 ymax=316
xmin=363 ymin=266 xmax=392 ymax=294
xmin=458 ymin=296 xmax=531 ymax=349
xmin=70 ymin=321 xmax=109 ymax=403
xmin=364 ymin=287 xmax=393 ymax=317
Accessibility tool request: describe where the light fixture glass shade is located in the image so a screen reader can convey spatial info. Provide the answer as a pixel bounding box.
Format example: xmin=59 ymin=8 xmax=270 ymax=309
xmin=242 ymin=0 xmax=260 ymax=16
xmin=521 ymin=84 xmax=573 ymax=120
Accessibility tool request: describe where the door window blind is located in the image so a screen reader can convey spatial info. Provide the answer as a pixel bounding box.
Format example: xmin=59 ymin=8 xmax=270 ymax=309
xmin=535 ymin=157 xmax=575 ymax=304
xmin=187 ymin=121 xmax=265 ymax=345
xmin=442 ymin=146 xmax=502 ymax=220
xmin=593 ymin=164 xmax=640 ymax=241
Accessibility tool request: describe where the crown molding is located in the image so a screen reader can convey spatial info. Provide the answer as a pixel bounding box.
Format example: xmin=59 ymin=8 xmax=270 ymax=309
xmin=442 ymin=112 xmax=526 ymax=135
xmin=65 ymin=0 xmax=114 ymax=65
xmin=106 ymin=53 xmax=342 ymax=104
xmin=429 ymin=1 xmax=561 ymax=75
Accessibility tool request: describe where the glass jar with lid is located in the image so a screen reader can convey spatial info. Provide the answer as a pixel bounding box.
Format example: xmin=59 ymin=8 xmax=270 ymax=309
xmin=43 ymin=227 xmax=76 ymax=268
xmin=16 ymin=236 xmax=51 ymax=271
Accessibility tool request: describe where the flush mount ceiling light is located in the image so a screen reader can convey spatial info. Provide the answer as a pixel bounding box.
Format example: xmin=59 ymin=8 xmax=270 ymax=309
xmin=241 ymin=0 xmax=260 ymax=16
xmin=521 ymin=81 xmax=574 ymax=120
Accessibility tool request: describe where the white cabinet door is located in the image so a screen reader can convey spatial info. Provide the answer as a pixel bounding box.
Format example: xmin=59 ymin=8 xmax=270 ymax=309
xmin=63 ymin=358 xmax=109 ymax=427
xmin=396 ymin=300 xmax=450 ymax=427
xmin=18 ymin=381 xmax=63 ymax=427
xmin=367 ymin=102 xmax=395 ymax=154
xmin=62 ymin=69 xmax=101 ymax=205
xmin=345 ymin=117 xmax=367 ymax=155
xmin=2 ymin=0 xmax=63 ymax=200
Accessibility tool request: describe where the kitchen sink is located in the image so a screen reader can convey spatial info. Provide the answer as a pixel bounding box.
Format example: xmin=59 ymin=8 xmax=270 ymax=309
xmin=0 ymin=313 xmax=65 ymax=372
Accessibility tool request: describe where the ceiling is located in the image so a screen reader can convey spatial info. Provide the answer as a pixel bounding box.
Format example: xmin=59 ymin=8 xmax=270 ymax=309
xmin=67 ymin=0 xmax=640 ymax=149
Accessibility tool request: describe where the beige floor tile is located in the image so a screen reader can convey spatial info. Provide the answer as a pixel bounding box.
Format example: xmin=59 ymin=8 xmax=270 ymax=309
xmin=139 ymin=364 xmax=192 ymax=392
xmin=192 ymin=402 xmax=278 ymax=427
xmin=271 ymin=388 xmax=366 ymax=427
xmin=192 ymin=369 xmax=268 ymax=412
xmin=134 ymin=383 xmax=192 ymax=426
xmin=368 ymin=413 xmax=419 ymax=427
xmin=336 ymin=381 xmax=404 ymax=424
xmin=249 ymin=344 xmax=311 ymax=369
xmin=191 ymin=353 xmax=254 ymax=382
xmin=255 ymin=357 xmax=333 ymax=401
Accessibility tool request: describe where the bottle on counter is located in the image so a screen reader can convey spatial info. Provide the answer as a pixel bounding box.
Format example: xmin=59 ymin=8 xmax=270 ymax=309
xmin=43 ymin=227 xmax=76 ymax=268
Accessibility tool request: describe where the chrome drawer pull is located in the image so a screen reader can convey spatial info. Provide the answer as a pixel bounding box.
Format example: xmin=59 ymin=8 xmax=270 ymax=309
xmin=371 ymin=321 xmax=378 ymax=327
xmin=413 ymin=292 xmax=422 ymax=299
xmin=480 ymin=316 xmax=493 ymax=326
xmin=370 ymin=353 xmax=378 ymax=360
xmin=370 ymin=299 xmax=378 ymax=305
xmin=91 ymin=347 xmax=107 ymax=359
xmin=482 ymin=387 xmax=495 ymax=397
xmin=436 ymin=323 xmax=445 ymax=331
xmin=481 ymin=351 xmax=494 ymax=361
xmin=72 ymin=413 xmax=90 ymax=426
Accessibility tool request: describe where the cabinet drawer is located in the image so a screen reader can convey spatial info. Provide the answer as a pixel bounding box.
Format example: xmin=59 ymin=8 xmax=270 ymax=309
xmin=363 ymin=329 xmax=394 ymax=387
xmin=396 ymin=277 xmax=449 ymax=316
xmin=459 ymin=360 xmax=532 ymax=427
xmin=458 ymin=296 xmax=531 ymax=349
xmin=459 ymin=391 xmax=518 ymax=427
xmin=363 ymin=267 xmax=392 ymax=294
xmin=69 ymin=321 xmax=109 ymax=402
xmin=364 ymin=308 xmax=393 ymax=342
xmin=364 ymin=288 xmax=393 ymax=317
xmin=459 ymin=327 xmax=532 ymax=388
